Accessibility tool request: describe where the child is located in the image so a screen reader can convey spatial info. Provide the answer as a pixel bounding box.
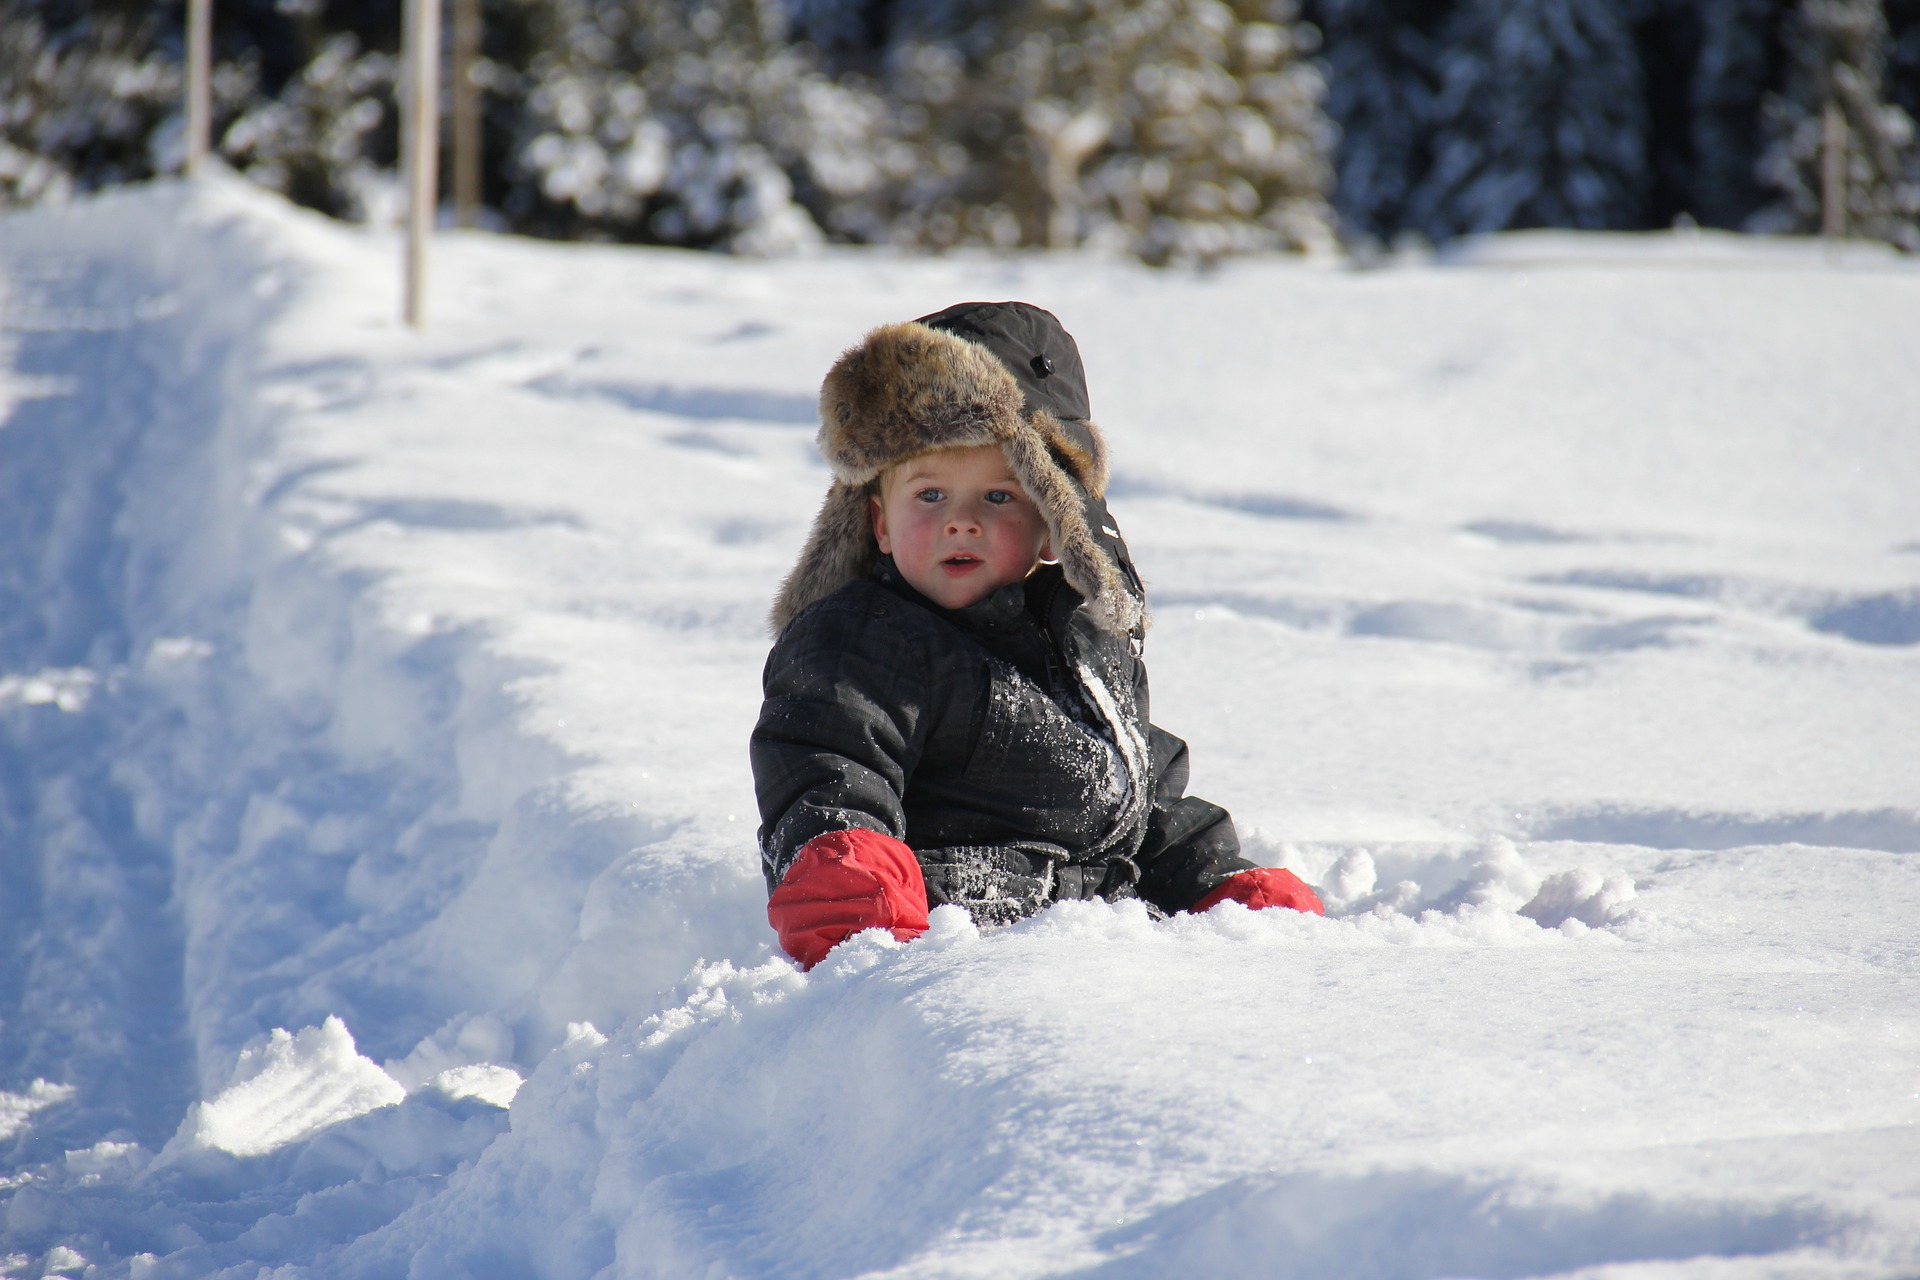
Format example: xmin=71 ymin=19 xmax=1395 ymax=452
xmin=751 ymin=301 xmax=1323 ymax=969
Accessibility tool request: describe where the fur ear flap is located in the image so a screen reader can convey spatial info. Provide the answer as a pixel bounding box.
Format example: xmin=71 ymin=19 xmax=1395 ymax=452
xmin=1036 ymin=413 xmax=1110 ymax=500
xmin=1000 ymin=422 xmax=1143 ymax=637
xmin=769 ymin=481 xmax=878 ymax=636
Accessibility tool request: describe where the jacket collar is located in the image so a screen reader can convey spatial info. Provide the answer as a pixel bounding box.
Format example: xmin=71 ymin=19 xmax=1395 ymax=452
xmin=874 ymin=556 xmax=1073 ymax=635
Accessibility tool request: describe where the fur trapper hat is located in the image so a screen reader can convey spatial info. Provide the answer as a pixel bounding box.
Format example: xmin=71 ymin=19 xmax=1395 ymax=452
xmin=770 ymin=301 xmax=1144 ymax=638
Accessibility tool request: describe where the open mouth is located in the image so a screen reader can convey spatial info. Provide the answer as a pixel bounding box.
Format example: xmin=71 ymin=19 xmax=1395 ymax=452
xmin=941 ymin=553 xmax=981 ymax=573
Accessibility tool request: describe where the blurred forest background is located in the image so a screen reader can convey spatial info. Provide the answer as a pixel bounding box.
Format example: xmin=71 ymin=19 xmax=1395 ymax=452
xmin=3 ymin=0 xmax=1917 ymax=259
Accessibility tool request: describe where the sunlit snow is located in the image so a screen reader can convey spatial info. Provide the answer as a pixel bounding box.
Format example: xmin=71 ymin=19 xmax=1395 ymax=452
xmin=0 ymin=174 xmax=1916 ymax=1278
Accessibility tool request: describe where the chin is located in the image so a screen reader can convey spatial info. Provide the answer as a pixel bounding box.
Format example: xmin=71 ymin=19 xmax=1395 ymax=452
xmin=925 ymin=578 xmax=998 ymax=610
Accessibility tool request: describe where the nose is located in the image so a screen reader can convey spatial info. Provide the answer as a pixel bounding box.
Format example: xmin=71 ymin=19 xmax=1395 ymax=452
xmin=946 ymin=501 xmax=983 ymax=535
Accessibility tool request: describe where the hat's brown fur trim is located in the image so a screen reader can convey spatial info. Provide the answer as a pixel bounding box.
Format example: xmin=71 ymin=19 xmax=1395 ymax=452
xmin=772 ymin=320 xmax=1140 ymax=637
xmin=817 ymin=323 xmax=1024 ymax=483
xmin=769 ymin=480 xmax=877 ymax=636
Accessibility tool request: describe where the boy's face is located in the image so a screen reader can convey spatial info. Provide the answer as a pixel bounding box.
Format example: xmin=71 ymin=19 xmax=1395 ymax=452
xmin=871 ymin=444 xmax=1052 ymax=611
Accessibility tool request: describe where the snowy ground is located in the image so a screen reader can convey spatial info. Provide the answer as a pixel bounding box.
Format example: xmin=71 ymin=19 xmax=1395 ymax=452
xmin=1 ymin=175 xmax=1917 ymax=1279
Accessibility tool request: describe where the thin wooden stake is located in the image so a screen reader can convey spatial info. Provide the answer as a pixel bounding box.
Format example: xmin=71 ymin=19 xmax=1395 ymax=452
xmin=1821 ymin=97 xmax=1848 ymax=242
xmin=452 ymin=0 xmax=482 ymax=228
xmin=185 ymin=0 xmax=212 ymax=174
xmin=402 ymin=0 xmax=443 ymax=329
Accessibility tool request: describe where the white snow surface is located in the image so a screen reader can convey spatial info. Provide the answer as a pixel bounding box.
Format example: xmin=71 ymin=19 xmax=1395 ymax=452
xmin=1 ymin=176 xmax=1917 ymax=1278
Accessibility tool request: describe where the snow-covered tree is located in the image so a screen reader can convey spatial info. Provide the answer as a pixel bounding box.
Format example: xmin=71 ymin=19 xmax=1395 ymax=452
xmin=1313 ymin=0 xmax=1451 ymax=246
xmin=497 ymin=0 xmax=896 ymax=251
xmin=1408 ymin=0 xmax=1650 ymax=238
xmin=881 ymin=0 xmax=1337 ymax=262
xmin=1752 ymin=0 xmax=1919 ymax=248
xmin=0 ymin=1 xmax=179 ymax=206
xmin=0 ymin=0 xmax=407 ymax=221
xmin=30 ymin=0 xmax=1913 ymax=258
xmin=1892 ymin=0 xmax=1920 ymax=118
xmin=788 ymin=0 xmax=892 ymax=68
xmin=219 ymin=34 xmax=399 ymax=222
xmin=1681 ymin=0 xmax=1788 ymax=229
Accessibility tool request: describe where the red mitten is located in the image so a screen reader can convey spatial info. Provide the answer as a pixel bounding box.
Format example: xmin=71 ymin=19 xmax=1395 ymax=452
xmin=768 ymin=829 xmax=930 ymax=969
xmin=1192 ymin=867 xmax=1326 ymax=916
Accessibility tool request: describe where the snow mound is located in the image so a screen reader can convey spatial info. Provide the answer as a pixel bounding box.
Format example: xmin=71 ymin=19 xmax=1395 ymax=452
xmin=1 ymin=178 xmax=1916 ymax=1278
xmin=172 ymin=1017 xmax=405 ymax=1158
xmin=0 ymin=1081 xmax=77 ymax=1143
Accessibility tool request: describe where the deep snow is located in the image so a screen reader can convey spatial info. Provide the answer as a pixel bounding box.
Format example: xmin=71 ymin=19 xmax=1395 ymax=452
xmin=0 ymin=175 xmax=1917 ymax=1279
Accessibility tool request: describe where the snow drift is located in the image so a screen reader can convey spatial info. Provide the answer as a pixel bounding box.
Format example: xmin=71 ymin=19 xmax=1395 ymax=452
xmin=1 ymin=176 xmax=1916 ymax=1278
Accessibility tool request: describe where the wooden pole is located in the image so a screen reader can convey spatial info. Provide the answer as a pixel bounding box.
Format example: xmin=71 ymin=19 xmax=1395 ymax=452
xmin=185 ymin=0 xmax=212 ymax=175
xmin=402 ymin=0 xmax=443 ymax=328
xmin=1821 ymin=97 xmax=1848 ymax=241
xmin=452 ymin=0 xmax=482 ymax=228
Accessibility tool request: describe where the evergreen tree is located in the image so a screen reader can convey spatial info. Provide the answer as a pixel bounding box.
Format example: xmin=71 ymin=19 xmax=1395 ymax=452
xmin=1313 ymin=0 xmax=1451 ymax=246
xmin=1686 ymin=0 xmax=1789 ymax=228
xmin=1633 ymin=0 xmax=1704 ymax=227
xmin=1409 ymin=0 xmax=1650 ymax=238
xmin=219 ymin=34 xmax=399 ymax=221
xmin=1891 ymin=0 xmax=1920 ymax=119
xmin=203 ymin=0 xmax=405 ymax=221
xmin=1752 ymin=0 xmax=1920 ymax=248
xmin=497 ymin=0 xmax=894 ymax=251
xmin=0 ymin=0 xmax=412 ymax=220
xmin=0 ymin=0 xmax=179 ymax=206
xmin=880 ymin=0 xmax=1337 ymax=261
xmin=788 ymin=0 xmax=893 ymax=70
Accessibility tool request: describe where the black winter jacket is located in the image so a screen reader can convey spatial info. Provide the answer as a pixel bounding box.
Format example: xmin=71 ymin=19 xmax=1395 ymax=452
xmin=751 ymin=559 xmax=1255 ymax=925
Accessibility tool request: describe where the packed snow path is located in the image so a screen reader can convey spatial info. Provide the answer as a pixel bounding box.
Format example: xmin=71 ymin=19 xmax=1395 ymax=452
xmin=1 ymin=178 xmax=1917 ymax=1278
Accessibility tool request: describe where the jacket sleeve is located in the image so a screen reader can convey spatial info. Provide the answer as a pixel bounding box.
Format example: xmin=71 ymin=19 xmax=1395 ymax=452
xmin=750 ymin=600 xmax=930 ymax=893
xmin=1129 ymin=650 xmax=1259 ymax=913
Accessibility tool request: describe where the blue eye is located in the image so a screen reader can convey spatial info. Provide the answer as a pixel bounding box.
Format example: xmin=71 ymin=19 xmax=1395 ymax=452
xmin=985 ymin=490 xmax=1015 ymax=505
xmin=915 ymin=487 xmax=946 ymax=503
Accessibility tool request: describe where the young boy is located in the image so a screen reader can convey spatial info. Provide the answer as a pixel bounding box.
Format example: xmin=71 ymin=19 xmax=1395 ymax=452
xmin=752 ymin=301 xmax=1322 ymax=969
